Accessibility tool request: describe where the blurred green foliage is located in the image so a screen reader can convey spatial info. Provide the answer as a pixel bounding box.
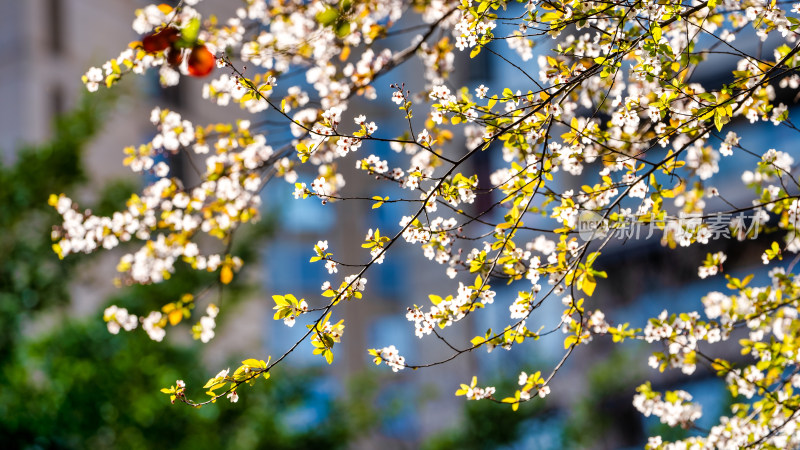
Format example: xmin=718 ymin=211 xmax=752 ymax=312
xmin=422 ymin=373 xmax=551 ymax=450
xmin=560 ymin=348 xmax=647 ymax=449
xmin=0 ymin=93 xmax=108 ymax=361
xmin=0 ymin=317 xmax=357 ymax=449
xmin=0 ymin=93 xmax=370 ymax=449
xmin=0 ymin=222 xmax=357 ymax=449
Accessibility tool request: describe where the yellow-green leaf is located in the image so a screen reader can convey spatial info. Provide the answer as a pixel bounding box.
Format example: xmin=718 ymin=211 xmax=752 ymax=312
xmin=652 ymin=25 xmax=661 ymax=42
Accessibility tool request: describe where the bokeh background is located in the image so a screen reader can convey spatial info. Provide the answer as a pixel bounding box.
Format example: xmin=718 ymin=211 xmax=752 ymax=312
xmin=2 ymin=0 xmax=795 ymax=448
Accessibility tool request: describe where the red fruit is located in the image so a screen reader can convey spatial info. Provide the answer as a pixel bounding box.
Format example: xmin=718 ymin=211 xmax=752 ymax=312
xmin=142 ymin=27 xmax=180 ymax=53
xmin=166 ymin=47 xmax=184 ymax=67
xmin=187 ymin=45 xmax=215 ymax=77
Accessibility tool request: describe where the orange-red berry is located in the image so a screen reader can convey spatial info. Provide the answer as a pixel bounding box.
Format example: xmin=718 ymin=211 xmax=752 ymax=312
xmin=187 ymin=45 xmax=215 ymax=77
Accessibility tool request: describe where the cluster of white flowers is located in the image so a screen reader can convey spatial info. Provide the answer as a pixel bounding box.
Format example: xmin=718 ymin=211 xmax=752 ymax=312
xmin=654 ymin=406 xmax=800 ymax=449
xmin=342 ymin=275 xmax=367 ymax=293
xmin=334 ymin=136 xmax=363 ymax=157
xmin=118 ymin=234 xmax=187 ymax=284
xmin=417 ymin=217 xmax=458 ymax=266
xmin=132 ymin=4 xmax=171 ymax=34
xmin=698 ymin=252 xmax=727 ymax=279
xmin=684 ymin=141 xmax=720 ymax=180
xmin=196 ymin=304 xmax=219 ymax=343
xmin=325 ymin=260 xmax=338 ymax=274
xmin=406 ymin=280 xmax=495 ymax=338
xmin=142 ymin=311 xmax=166 ymax=342
xmin=587 ymin=310 xmax=610 ymax=334
xmin=53 ymin=109 xmax=267 ymax=285
xmin=353 ymin=115 xmax=377 ymax=134
xmin=517 ymin=372 xmax=550 ymax=400
xmin=719 ymin=131 xmax=739 ymax=156
xmin=405 ymin=307 xmax=434 ymax=338
xmin=622 ymin=173 xmax=649 ymax=199
xmin=645 ymin=309 xmax=727 ymax=375
xmin=398 ymin=216 xmax=432 ymax=244
xmin=345 ymin=48 xmax=393 ymax=96
xmin=507 ymin=31 xmax=534 ymax=61
xmin=150 ymin=107 xmax=195 ymax=153
xmin=509 ymin=292 xmax=535 ymax=319
xmin=306 ymin=167 xmax=346 ymax=200
xmin=762 ymin=148 xmax=795 ymax=173
xmin=376 ymin=345 xmax=406 ymax=372
xmin=50 ymin=195 xmax=135 ymax=257
xmin=463 ymin=383 xmax=496 ymax=401
xmin=203 ymin=73 xmax=274 ymax=113
xmin=633 ymin=388 xmax=702 ymax=428
xmin=391 ymin=91 xmax=404 ymax=105
xmin=453 ymin=14 xmax=496 ymax=51
xmin=429 ymin=84 xmax=456 ymax=105
xmin=416 ymin=129 xmax=432 ymax=147
xmin=356 ymin=154 xmax=389 ymax=174
xmin=83 ymin=67 xmax=104 ymax=93
xmin=701 ymin=414 xmax=800 ymax=449
xmin=610 ymin=103 xmax=641 ymax=129
xmin=103 ymin=305 xmax=138 ymax=334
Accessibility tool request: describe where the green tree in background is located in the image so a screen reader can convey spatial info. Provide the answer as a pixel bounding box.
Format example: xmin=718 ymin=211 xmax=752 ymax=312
xmin=0 ymin=93 xmax=109 ymax=361
xmin=1 ymin=317 xmax=355 ymax=449
xmin=423 ymin=373 xmax=551 ymax=450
